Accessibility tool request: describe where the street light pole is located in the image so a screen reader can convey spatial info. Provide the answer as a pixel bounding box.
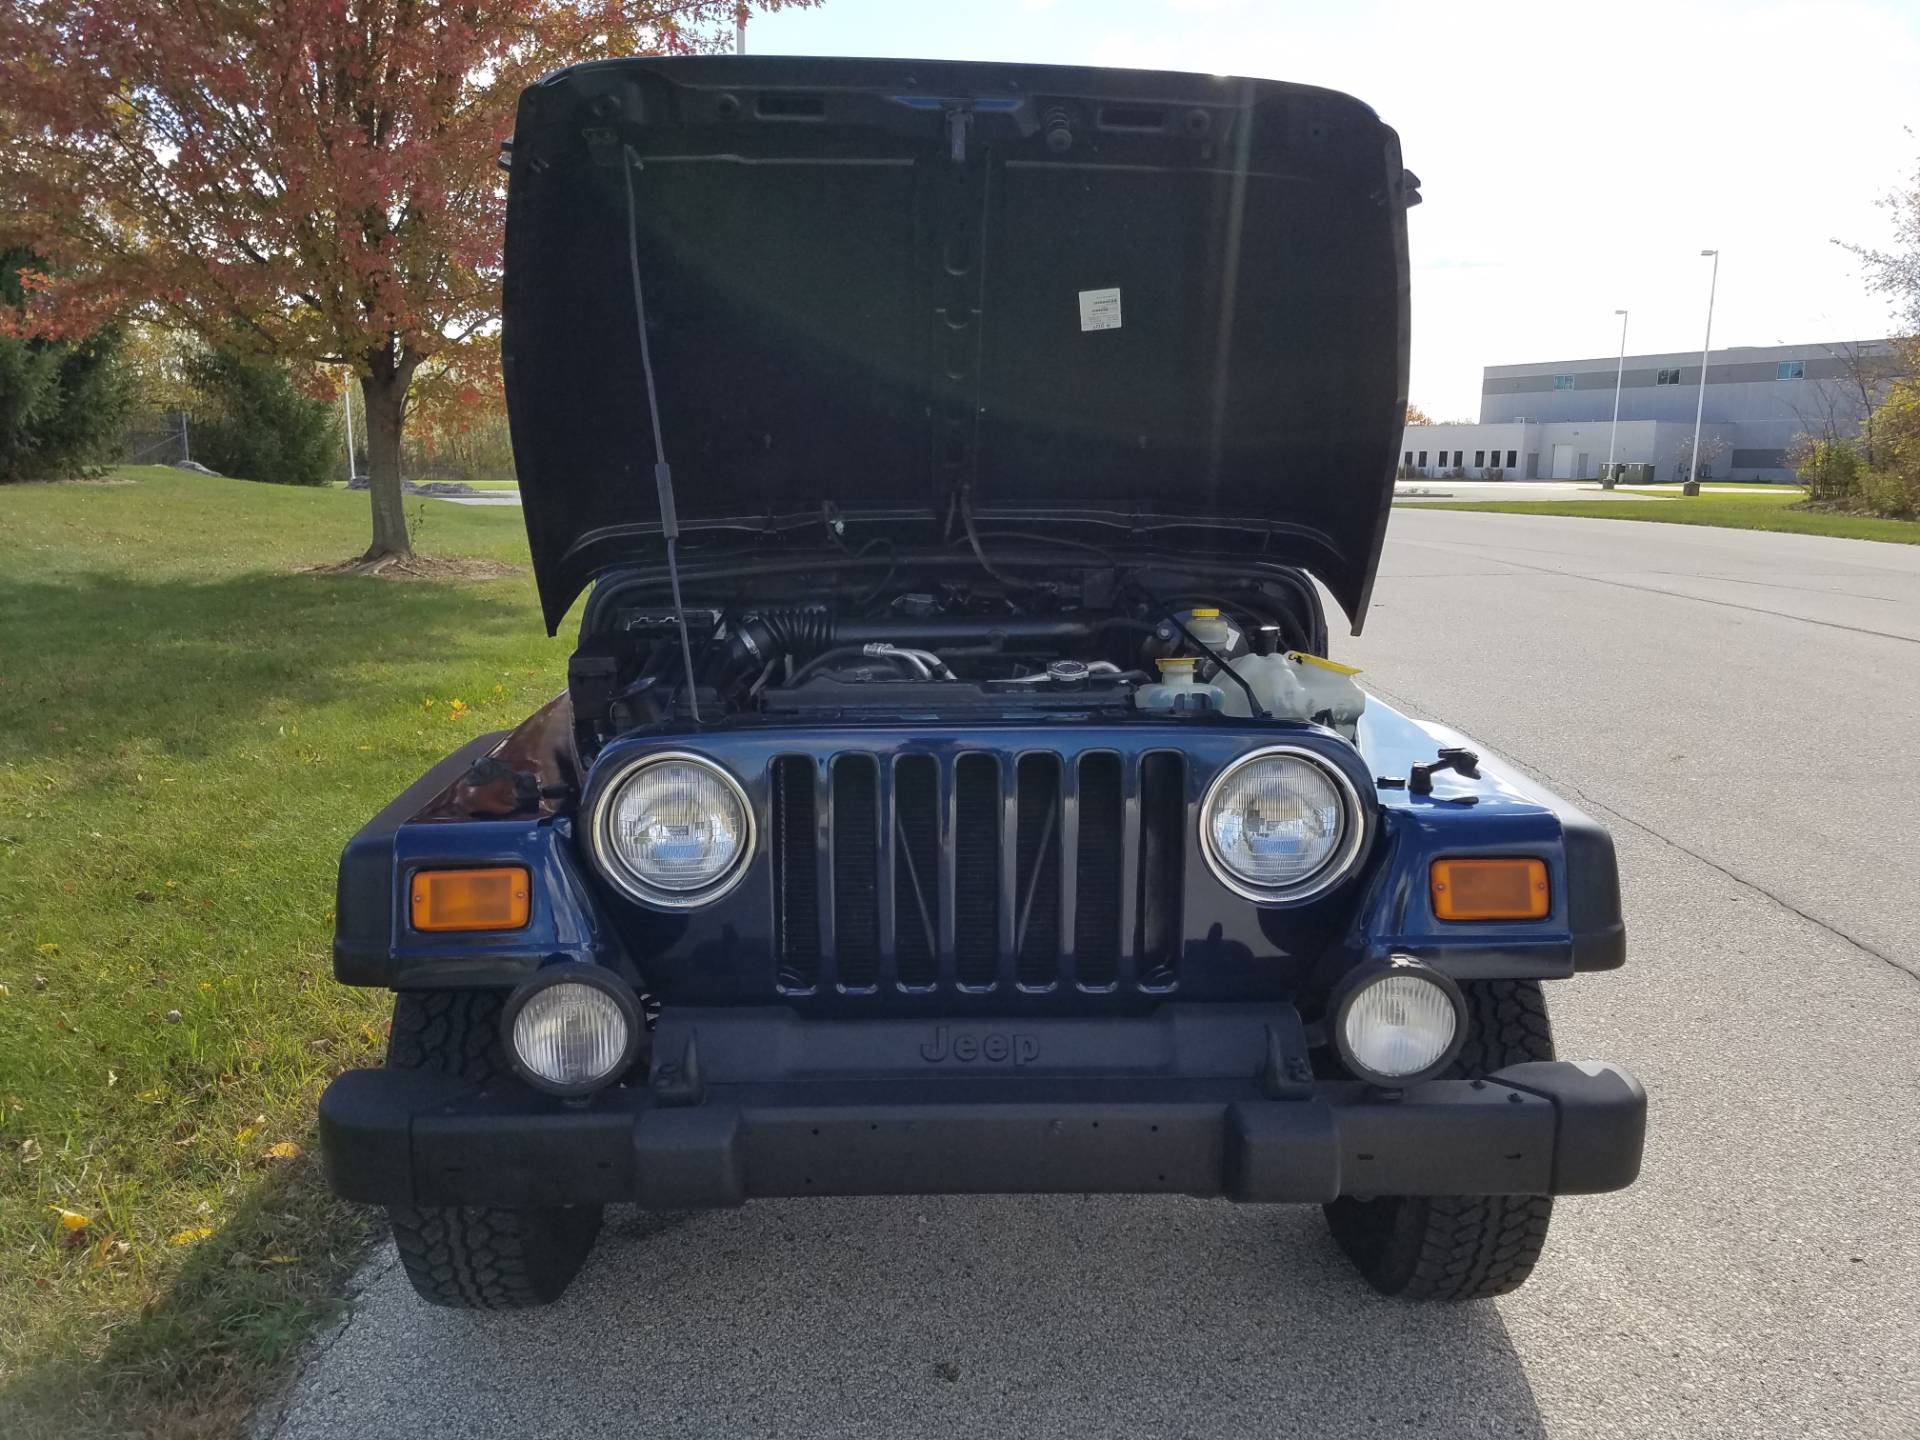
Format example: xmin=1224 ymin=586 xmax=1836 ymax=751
xmin=1604 ymin=307 xmax=1628 ymax=488
xmin=342 ymin=376 xmax=356 ymax=484
xmin=1685 ymin=249 xmax=1719 ymax=496
xmin=735 ymin=2 xmax=747 ymax=53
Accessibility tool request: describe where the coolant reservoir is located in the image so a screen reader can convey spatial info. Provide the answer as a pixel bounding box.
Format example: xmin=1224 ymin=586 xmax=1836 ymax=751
xmin=1217 ymin=653 xmax=1308 ymax=718
xmin=1136 ymin=658 xmax=1226 ymax=714
xmin=1217 ymin=651 xmax=1367 ymax=736
xmin=1288 ymin=652 xmax=1367 ymax=736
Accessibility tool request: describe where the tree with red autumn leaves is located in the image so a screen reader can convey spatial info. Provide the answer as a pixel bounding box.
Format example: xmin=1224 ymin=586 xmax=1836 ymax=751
xmin=1 ymin=1 xmax=811 ymax=562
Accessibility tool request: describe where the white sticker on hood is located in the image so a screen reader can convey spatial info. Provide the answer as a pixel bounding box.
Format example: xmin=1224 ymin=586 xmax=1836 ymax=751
xmin=1078 ymin=287 xmax=1122 ymax=332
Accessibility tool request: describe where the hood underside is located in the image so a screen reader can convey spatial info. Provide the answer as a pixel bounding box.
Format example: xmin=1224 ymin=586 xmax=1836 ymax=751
xmin=502 ymin=56 xmax=1414 ymax=633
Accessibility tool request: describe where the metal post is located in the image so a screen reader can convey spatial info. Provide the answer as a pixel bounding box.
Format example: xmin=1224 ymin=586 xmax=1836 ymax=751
xmin=342 ymin=376 xmax=356 ymax=483
xmin=1685 ymin=249 xmax=1719 ymax=496
xmin=180 ymin=410 xmax=190 ymax=465
xmin=735 ymin=2 xmax=747 ymax=53
xmin=1604 ymin=308 xmax=1628 ymax=488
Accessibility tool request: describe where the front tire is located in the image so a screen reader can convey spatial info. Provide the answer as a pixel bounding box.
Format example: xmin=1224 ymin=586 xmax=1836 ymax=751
xmin=1323 ymin=979 xmax=1556 ymax=1300
xmin=382 ymin=990 xmax=603 ymax=1309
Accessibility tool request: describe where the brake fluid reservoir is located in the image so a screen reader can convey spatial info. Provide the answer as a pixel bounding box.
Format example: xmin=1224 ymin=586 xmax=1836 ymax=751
xmin=1183 ymin=608 xmax=1238 ymax=655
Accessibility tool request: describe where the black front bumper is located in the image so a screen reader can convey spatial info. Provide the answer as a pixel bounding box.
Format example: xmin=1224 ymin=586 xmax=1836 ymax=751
xmin=320 ymin=1005 xmax=1646 ymax=1209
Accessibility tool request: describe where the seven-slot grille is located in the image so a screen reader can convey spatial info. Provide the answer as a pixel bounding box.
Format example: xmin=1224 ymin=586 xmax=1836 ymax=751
xmin=771 ymin=748 xmax=1185 ymax=996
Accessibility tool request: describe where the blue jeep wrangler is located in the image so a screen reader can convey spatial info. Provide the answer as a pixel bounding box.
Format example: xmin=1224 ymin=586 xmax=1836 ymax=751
xmin=319 ymin=55 xmax=1645 ymax=1308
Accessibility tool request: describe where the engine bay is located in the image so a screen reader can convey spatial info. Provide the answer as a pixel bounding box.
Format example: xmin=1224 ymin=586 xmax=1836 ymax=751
xmin=565 ymin=555 xmax=1366 ymax=756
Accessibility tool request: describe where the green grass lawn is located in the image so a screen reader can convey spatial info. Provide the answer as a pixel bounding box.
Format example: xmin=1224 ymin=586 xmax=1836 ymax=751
xmin=1608 ymin=481 xmax=1804 ymax=492
xmin=1404 ymin=489 xmax=1920 ymax=544
xmin=0 ymin=468 xmax=570 ymax=1437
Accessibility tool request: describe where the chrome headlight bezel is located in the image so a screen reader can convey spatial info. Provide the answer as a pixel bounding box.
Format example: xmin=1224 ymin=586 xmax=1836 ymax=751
xmin=586 ymin=751 xmax=756 ymax=909
xmin=1198 ymin=745 xmax=1369 ymax=905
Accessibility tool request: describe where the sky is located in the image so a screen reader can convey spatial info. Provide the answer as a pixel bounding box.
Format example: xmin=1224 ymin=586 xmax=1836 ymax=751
xmin=746 ymin=0 xmax=1920 ymax=420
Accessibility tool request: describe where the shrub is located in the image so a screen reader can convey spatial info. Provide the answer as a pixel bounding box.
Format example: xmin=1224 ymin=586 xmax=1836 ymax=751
xmin=0 ymin=249 xmax=135 ymax=482
xmin=1858 ymin=379 xmax=1920 ymax=518
xmin=185 ymin=348 xmax=339 ymax=485
xmin=1857 ymin=466 xmax=1919 ymax=517
xmin=1790 ymin=435 xmax=1863 ymax=503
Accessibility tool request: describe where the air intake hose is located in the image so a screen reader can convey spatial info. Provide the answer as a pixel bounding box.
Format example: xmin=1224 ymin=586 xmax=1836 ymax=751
xmin=729 ymin=608 xmax=836 ymax=670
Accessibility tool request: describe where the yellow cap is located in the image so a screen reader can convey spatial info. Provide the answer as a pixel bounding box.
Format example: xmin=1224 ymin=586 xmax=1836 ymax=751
xmin=1156 ymin=657 xmax=1197 ymax=673
xmin=1190 ymin=607 xmax=1221 ymax=618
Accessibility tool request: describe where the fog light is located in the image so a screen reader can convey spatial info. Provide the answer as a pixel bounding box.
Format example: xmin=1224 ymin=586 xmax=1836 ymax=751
xmin=1331 ymin=959 xmax=1465 ymax=1087
xmin=503 ymin=970 xmax=641 ymax=1096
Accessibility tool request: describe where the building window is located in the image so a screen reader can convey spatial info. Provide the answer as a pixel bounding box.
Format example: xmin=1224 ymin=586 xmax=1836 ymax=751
xmin=1506 ymin=449 xmax=1517 ymax=468
xmin=1453 ymin=450 xmax=1463 ymax=466
xmin=1656 ymin=368 xmax=1681 ymax=385
xmin=1777 ymin=360 xmax=1804 ymax=380
xmin=1553 ymin=374 xmax=1575 ymax=390
xmin=1404 ymin=450 xmax=1413 ymax=466
xmin=1417 ymin=450 xmax=1427 ymax=466
xmin=1474 ymin=450 xmax=1486 ymax=466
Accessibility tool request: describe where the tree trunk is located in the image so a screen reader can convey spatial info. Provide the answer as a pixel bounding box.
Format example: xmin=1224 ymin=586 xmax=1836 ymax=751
xmin=359 ymin=356 xmax=416 ymax=560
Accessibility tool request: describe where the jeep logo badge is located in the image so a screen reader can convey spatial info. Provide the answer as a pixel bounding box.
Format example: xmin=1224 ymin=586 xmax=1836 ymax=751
xmin=919 ymin=1026 xmax=1039 ymax=1066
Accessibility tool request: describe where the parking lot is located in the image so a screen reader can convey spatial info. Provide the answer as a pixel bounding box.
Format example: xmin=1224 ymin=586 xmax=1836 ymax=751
xmin=267 ymin=507 xmax=1920 ymax=1440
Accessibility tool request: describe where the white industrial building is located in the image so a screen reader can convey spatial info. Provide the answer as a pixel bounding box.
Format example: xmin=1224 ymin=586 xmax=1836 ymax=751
xmin=1402 ymin=339 xmax=1897 ymax=482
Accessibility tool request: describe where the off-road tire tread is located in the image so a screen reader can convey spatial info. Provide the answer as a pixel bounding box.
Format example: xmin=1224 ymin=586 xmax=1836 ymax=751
xmin=1325 ymin=979 xmax=1557 ymax=1301
xmin=382 ymin=990 xmax=601 ymax=1309
xmin=384 ymin=988 xmax=511 ymax=1083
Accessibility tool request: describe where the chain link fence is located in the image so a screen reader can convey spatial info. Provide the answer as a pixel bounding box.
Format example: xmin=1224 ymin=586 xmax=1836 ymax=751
xmin=119 ymin=410 xmax=192 ymax=466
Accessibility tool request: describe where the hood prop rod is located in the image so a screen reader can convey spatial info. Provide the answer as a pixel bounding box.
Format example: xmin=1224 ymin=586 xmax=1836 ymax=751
xmin=623 ymin=144 xmax=701 ymax=723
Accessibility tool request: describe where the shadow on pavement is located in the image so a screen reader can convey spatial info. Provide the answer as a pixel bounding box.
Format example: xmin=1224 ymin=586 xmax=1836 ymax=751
xmin=275 ymin=1196 xmax=1546 ymax=1440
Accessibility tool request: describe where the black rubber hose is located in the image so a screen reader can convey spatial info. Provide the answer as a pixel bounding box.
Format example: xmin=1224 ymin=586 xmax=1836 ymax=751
xmin=728 ymin=607 xmax=836 ymax=670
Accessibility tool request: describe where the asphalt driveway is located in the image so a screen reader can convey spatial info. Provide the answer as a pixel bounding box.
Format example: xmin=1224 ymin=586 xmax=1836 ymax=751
xmin=264 ymin=508 xmax=1920 ymax=1440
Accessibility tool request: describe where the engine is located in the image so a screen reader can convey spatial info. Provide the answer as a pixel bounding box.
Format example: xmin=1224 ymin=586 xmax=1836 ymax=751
xmin=565 ymin=564 xmax=1360 ymax=755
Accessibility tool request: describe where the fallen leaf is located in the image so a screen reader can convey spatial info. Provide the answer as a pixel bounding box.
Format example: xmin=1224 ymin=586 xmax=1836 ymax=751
xmin=263 ymin=1254 xmax=299 ymax=1266
xmin=169 ymin=1226 xmax=215 ymax=1245
xmin=37 ymin=943 xmax=58 ymax=955
xmin=163 ymin=1010 xmax=182 ymax=1023
xmin=19 ymin=1138 xmax=41 ymax=1162
xmin=0 ymin=983 xmax=8 ymax=1000
xmin=107 ymin=1069 xmax=118 ymax=1087
xmin=33 ymin=975 xmax=46 ymax=990
xmin=235 ymin=1116 xmax=265 ymax=1144
xmin=49 ymin=1205 xmax=90 ymax=1232
xmin=264 ymin=1140 xmax=301 ymax=1160
xmin=134 ymin=890 xmax=155 ymax=903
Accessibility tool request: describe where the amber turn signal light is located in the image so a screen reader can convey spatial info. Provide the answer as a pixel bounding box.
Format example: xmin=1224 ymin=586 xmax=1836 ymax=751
xmin=1430 ymin=858 xmax=1549 ymax=921
xmin=410 ymin=867 xmax=531 ymax=932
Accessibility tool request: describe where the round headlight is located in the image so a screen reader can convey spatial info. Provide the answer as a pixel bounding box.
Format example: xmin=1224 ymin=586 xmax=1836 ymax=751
xmin=1200 ymin=747 xmax=1366 ymax=902
xmin=504 ymin=971 xmax=640 ymax=1095
xmin=1333 ymin=962 xmax=1465 ymax=1086
xmin=591 ymin=753 xmax=754 ymax=907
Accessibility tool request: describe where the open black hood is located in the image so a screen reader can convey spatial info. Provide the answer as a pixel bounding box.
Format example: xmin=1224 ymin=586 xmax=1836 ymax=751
xmin=502 ymin=56 xmax=1414 ymax=634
